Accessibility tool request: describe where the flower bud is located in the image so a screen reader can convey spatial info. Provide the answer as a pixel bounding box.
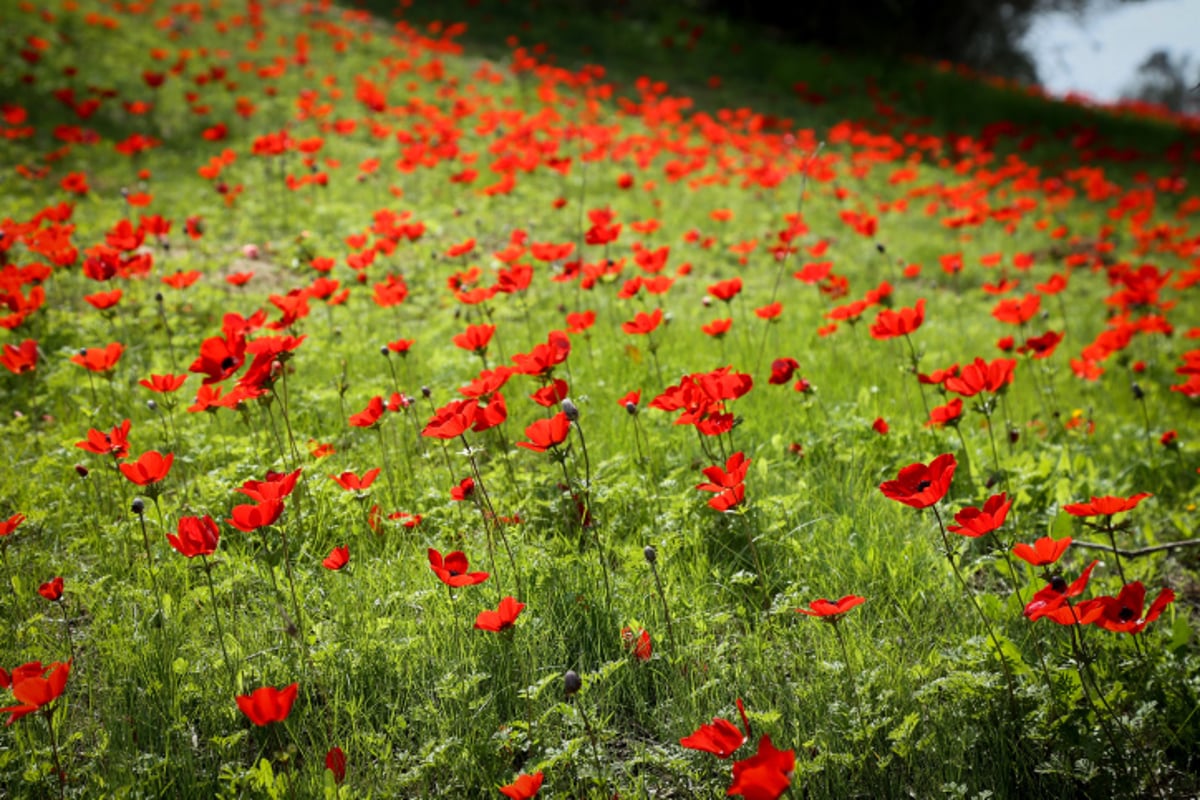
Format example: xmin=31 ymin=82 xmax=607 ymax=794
xmin=561 ymin=398 xmax=579 ymax=422
xmin=564 ymin=669 xmax=581 ymax=697
xmin=625 ymin=401 xmax=638 ymax=416
xmin=380 ymin=346 xmax=390 ymax=356
xmin=75 ymin=464 xmax=89 ymax=478
xmin=146 ymin=399 xmax=158 ymax=413
xmin=131 ymin=497 xmax=145 ymax=515
xmin=1131 ymin=382 xmax=1144 ymax=400
xmin=643 ymin=545 xmax=657 ymax=564
xmin=421 ymin=385 xmax=432 ymax=398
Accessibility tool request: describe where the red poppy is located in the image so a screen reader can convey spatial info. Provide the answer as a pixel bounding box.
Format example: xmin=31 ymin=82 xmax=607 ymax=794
xmin=349 ymin=396 xmax=385 ymax=428
xmin=1019 ymin=330 xmax=1064 ymax=359
xmin=422 ymin=399 xmax=479 ymax=439
xmin=565 ymin=310 xmax=596 ymax=334
xmin=1 ymin=660 xmax=70 ymax=725
xmin=428 ymin=548 xmax=489 ymax=587
xmin=1 ymin=513 xmax=25 ymax=537
xmin=386 ymin=339 xmax=414 ymax=355
xmin=708 ymin=277 xmax=743 ymax=302
xmin=227 ymin=500 xmax=284 ymax=532
xmin=622 ymin=309 xmax=663 ymax=336
xmin=1090 ymin=583 xmax=1175 ymax=634
xmin=943 ymin=357 xmax=1016 ymax=397
xmin=0 ymin=339 xmax=38 ymax=374
xmin=450 ymin=478 xmax=475 ymax=501
xmin=84 ymin=289 xmax=123 ymax=310
xmin=325 ymin=747 xmax=347 ymax=784
xmin=499 ymin=772 xmax=544 ymax=799
xmin=879 ymin=453 xmax=956 ymax=509
xmin=511 ymin=331 xmax=571 ymax=376
xmin=118 ymin=450 xmax=174 ymax=486
xmin=872 ymin=417 xmax=889 ymax=435
xmin=38 ymin=576 xmax=64 ymax=601
xmin=947 ymin=493 xmax=1011 ymax=537
xmin=167 ymin=515 xmax=220 ymax=558
xmin=727 ymin=734 xmax=795 ymax=800
xmin=329 ymin=468 xmax=381 ymax=492
xmin=452 ymin=323 xmax=495 ymax=355
xmin=868 ymin=299 xmax=924 ymax=340
xmin=76 ymin=419 xmax=132 ymax=458
xmin=768 ymin=358 xmax=799 ymax=385
xmin=530 ymin=380 xmax=569 ymax=408
xmin=323 ymin=545 xmax=350 ymax=571
xmin=680 ymin=715 xmax=747 ymax=759
xmin=162 ymin=270 xmax=202 ymax=290
xmin=70 ymin=342 xmax=124 ymax=373
xmin=1023 ymin=560 xmax=1099 ymax=623
xmin=926 ymin=398 xmax=964 ymax=429
xmin=621 ymin=626 xmax=652 ymax=661
xmin=754 ymin=302 xmax=783 ymax=320
xmin=618 ymin=389 xmax=642 ymax=411
xmin=702 ymin=318 xmax=733 ymax=338
xmin=237 ymin=469 xmax=302 ymax=503
xmin=1012 ymin=536 xmax=1071 ymax=567
xmin=189 ymin=332 xmax=246 ymax=384
xmin=795 ymin=595 xmax=865 ymax=620
xmin=707 ymin=484 xmax=746 ymax=512
xmin=474 ymin=596 xmax=525 ymax=632
xmin=696 ymin=452 xmax=751 ymax=493
xmin=516 ymin=412 xmax=571 ymax=453
xmin=139 ymin=373 xmax=188 ymax=393
xmin=236 ymin=683 xmax=299 ymax=726
xmin=1063 ymin=492 xmax=1152 ymax=517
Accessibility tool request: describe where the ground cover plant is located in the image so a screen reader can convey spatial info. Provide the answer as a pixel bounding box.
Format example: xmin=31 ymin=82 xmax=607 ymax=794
xmin=1 ymin=0 xmax=1199 ymax=797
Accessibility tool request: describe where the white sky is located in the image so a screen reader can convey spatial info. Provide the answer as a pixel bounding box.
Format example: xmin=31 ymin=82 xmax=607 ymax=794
xmin=1024 ymin=0 xmax=1200 ymax=102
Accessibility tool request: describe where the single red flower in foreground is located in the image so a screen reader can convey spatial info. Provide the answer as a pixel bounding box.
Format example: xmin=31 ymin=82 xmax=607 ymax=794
xmin=499 ymin=771 xmax=544 ymax=799
xmin=697 ymin=452 xmax=751 ymax=493
xmin=947 ymin=493 xmax=1011 ymax=538
xmin=322 ymin=545 xmax=350 ymax=571
xmin=325 ymin=747 xmax=347 ymax=784
xmin=236 ymin=683 xmax=298 ymax=726
xmin=795 ymin=594 xmax=865 ymax=621
xmin=1090 ymin=583 xmax=1175 ymax=635
xmin=1 ymin=339 xmax=38 ymax=374
xmin=76 ymin=419 xmax=132 ymax=458
xmin=681 ymin=698 xmax=752 ymax=759
xmin=879 ymin=453 xmax=956 ymax=509
xmin=768 ymin=358 xmax=799 ymax=386
xmin=70 ymin=342 xmax=124 ymax=373
xmin=727 ymin=734 xmax=795 ymax=800
xmin=1063 ymin=492 xmax=1152 ymax=518
xmin=118 ymin=450 xmax=174 ymax=486
xmin=38 ymin=576 xmax=64 ymax=601
xmin=428 ymin=548 xmax=489 ymax=587
xmin=168 ymin=515 xmax=220 ymax=558
xmin=450 ymin=477 xmax=475 ymax=501
xmin=872 ymin=417 xmax=889 ymax=435
xmin=0 ymin=660 xmax=70 ymax=725
xmin=474 ymin=596 xmax=525 ymax=632
xmin=1012 ymin=536 xmax=1071 ymax=567
xmin=516 ymin=412 xmax=571 ymax=453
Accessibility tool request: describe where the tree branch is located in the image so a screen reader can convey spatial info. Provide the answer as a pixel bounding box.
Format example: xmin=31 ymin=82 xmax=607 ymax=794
xmin=1069 ymin=538 xmax=1200 ymax=559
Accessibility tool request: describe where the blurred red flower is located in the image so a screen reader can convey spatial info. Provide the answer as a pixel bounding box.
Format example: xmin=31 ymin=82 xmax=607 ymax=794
xmin=236 ymin=683 xmax=298 ymax=726
xmin=499 ymin=772 xmax=544 ymax=799
xmin=727 ymin=734 xmax=795 ymax=800
xmin=119 ymin=450 xmax=174 ymax=486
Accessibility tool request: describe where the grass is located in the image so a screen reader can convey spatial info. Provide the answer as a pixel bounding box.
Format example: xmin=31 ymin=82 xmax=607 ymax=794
xmin=0 ymin=0 xmax=1198 ymax=797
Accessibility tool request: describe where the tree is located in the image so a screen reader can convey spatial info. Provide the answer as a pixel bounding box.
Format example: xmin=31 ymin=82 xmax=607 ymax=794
xmin=1121 ymin=49 xmax=1200 ymax=114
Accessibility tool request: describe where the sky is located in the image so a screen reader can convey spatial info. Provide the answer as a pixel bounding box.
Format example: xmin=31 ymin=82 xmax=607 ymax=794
xmin=1024 ymin=0 xmax=1200 ymax=102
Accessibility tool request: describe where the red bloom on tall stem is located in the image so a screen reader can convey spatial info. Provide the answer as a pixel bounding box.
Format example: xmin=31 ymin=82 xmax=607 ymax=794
xmin=322 ymin=545 xmax=350 ymax=571
xmin=138 ymin=373 xmax=188 ymax=393
xmin=325 ymin=747 xmax=347 ymax=784
xmin=349 ymin=396 xmax=385 ymax=428
xmin=70 ymin=342 xmax=124 ymax=373
xmin=1012 ymin=536 xmax=1071 ymax=567
xmin=76 ymin=419 xmax=132 ymax=458
xmin=727 ymin=734 xmax=795 ymax=800
xmin=621 ymin=308 xmax=663 ymax=335
xmin=947 ymin=493 xmax=1011 ymax=537
xmin=868 ymin=299 xmax=924 ymax=340
xmin=168 ymin=515 xmax=220 ymax=558
xmin=1090 ymin=583 xmax=1175 ymax=634
xmin=428 ymin=548 xmax=489 ymax=587
xmin=516 ymin=412 xmax=571 ymax=452
xmin=795 ymin=594 xmax=865 ymax=620
xmin=708 ymin=277 xmax=743 ymax=302
xmin=681 ymin=698 xmax=751 ymax=758
xmin=236 ymin=683 xmax=298 ymax=726
xmin=1024 ymin=560 xmax=1099 ymax=623
xmin=0 ymin=660 xmax=70 ymax=725
xmin=499 ymin=772 xmax=544 ymax=799
xmin=943 ymin=357 xmax=1016 ymax=397
xmin=1063 ymin=492 xmax=1152 ymax=517
xmin=329 ymin=468 xmax=381 ymax=492
xmin=879 ymin=453 xmax=956 ymax=509
xmin=422 ymin=398 xmax=478 ymax=439
xmin=1 ymin=513 xmax=26 ymax=537
xmin=452 ymin=323 xmax=496 ymax=355
xmin=227 ymin=500 xmax=284 ymax=532
xmin=118 ymin=450 xmax=174 ymax=486
xmin=449 ymin=477 xmax=475 ymax=501
xmin=474 ymin=596 xmax=525 ymax=632
xmin=768 ymin=358 xmax=799 ymax=385
xmin=0 ymin=339 xmax=38 ymax=374
xmin=696 ymin=452 xmax=750 ymax=493
xmin=38 ymin=576 xmax=64 ymax=602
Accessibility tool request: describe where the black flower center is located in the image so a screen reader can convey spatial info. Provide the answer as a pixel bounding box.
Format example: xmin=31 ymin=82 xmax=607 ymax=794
xmin=915 ymin=480 xmax=931 ymax=492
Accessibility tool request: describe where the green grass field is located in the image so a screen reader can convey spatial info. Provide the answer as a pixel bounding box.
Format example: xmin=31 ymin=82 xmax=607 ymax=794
xmin=1 ymin=0 xmax=1198 ymax=797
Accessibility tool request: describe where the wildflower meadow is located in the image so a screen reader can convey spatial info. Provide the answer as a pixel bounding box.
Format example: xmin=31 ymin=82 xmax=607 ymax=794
xmin=1 ymin=0 xmax=1198 ymax=797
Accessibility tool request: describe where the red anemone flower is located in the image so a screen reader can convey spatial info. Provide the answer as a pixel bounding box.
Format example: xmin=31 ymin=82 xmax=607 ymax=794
xmin=947 ymin=493 xmax=1011 ymax=537
xmin=139 ymin=373 xmax=188 ymax=393
xmin=1 ymin=660 xmax=70 ymax=725
xmin=452 ymin=323 xmax=495 ymax=355
xmin=621 ymin=626 xmax=653 ymax=661
xmin=499 ymin=772 xmax=545 ymax=800
xmin=516 ymin=412 xmax=571 ymax=453
xmin=879 ymin=453 xmax=956 ymax=509
xmin=1063 ymin=492 xmax=1152 ymax=517
xmin=868 ymin=299 xmax=925 ymax=340
xmin=70 ymin=342 xmax=124 ymax=373
xmin=428 ymin=548 xmax=489 ymax=587
xmin=795 ymin=594 xmax=865 ymax=620
xmin=1023 ymin=560 xmax=1099 ymax=623
xmin=622 ymin=308 xmax=664 ymax=335
xmin=1 ymin=513 xmax=25 ymax=537
xmin=348 ymin=396 xmax=385 ymax=428
xmin=680 ymin=707 xmax=748 ymax=759
xmin=322 ymin=545 xmax=350 ymax=571
xmin=227 ymin=500 xmax=284 ymax=532
xmin=474 ymin=596 xmax=525 ymax=632
xmin=450 ymin=477 xmax=475 ymax=501
xmin=1012 ymin=536 xmax=1071 ymax=567
xmin=325 ymin=747 xmax=347 ymax=784
xmin=119 ymin=450 xmax=174 ymax=486
xmin=329 ymin=468 xmax=381 ymax=492
xmin=768 ymin=358 xmax=799 ymax=385
xmin=0 ymin=339 xmax=38 ymax=374
xmin=727 ymin=734 xmax=795 ymax=800
xmin=236 ymin=683 xmax=298 ymax=726
xmin=76 ymin=419 xmax=132 ymax=458
xmin=422 ymin=398 xmax=479 ymax=439
xmin=1090 ymin=583 xmax=1175 ymax=634
xmin=697 ymin=452 xmax=750 ymax=493
xmin=168 ymin=515 xmax=220 ymax=558
xmin=38 ymin=576 xmax=64 ymax=601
